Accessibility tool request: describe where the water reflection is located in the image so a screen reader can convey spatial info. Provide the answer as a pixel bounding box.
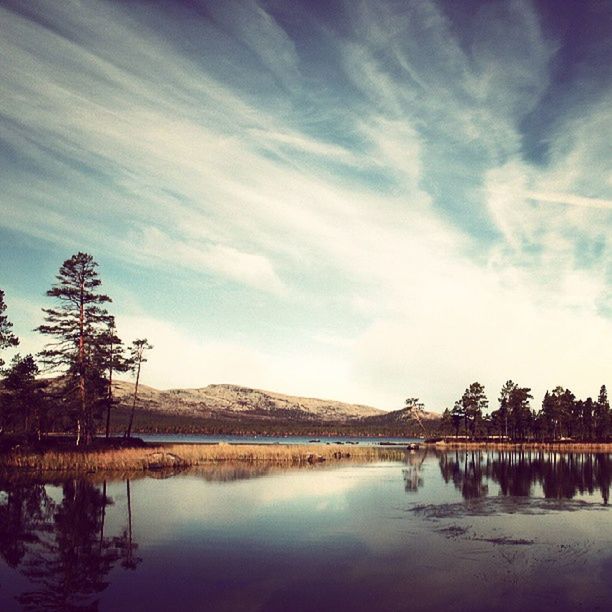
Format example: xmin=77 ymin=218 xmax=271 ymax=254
xmin=0 ymin=477 xmax=140 ymax=610
xmin=438 ymin=451 xmax=489 ymax=499
xmin=402 ymin=450 xmax=427 ymax=493
xmin=438 ymin=451 xmax=612 ymax=503
xmin=0 ymin=452 xmax=611 ymax=611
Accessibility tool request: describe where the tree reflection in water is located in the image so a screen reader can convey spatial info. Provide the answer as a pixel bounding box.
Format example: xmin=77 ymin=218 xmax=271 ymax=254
xmin=438 ymin=451 xmax=612 ymax=503
xmin=402 ymin=450 xmax=427 ymax=493
xmin=0 ymin=477 xmax=140 ymax=610
xmin=402 ymin=449 xmax=489 ymax=498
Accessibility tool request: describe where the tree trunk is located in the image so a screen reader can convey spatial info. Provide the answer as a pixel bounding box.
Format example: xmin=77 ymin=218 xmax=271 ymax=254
xmin=105 ymin=343 xmax=114 ymax=439
xmin=78 ymin=279 xmax=86 ymax=446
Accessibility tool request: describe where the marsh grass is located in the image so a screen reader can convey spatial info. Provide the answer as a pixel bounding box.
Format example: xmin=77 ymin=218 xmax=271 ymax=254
xmin=0 ymin=443 xmax=407 ymax=473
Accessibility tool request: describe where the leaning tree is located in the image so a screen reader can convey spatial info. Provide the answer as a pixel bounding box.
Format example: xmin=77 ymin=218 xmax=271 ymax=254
xmin=36 ymin=253 xmax=112 ymax=446
xmin=405 ymin=397 xmax=427 ymax=436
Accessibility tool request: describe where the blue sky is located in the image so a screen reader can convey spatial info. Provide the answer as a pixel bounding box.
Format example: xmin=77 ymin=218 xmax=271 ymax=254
xmin=1 ymin=0 xmax=611 ymax=412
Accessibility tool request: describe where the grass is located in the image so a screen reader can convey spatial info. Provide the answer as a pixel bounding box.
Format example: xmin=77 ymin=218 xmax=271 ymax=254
xmin=0 ymin=442 xmax=408 ymax=473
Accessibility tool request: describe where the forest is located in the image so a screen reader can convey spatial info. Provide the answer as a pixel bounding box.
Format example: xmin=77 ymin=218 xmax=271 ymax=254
xmin=436 ymin=380 xmax=611 ymax=442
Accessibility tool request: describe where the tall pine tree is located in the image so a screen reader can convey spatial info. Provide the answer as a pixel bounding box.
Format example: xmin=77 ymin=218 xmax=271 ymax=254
xmin=594 ymin=385 xmax=610 ymax=441
xmin=36 ymin=253 xmax=112 ymax=445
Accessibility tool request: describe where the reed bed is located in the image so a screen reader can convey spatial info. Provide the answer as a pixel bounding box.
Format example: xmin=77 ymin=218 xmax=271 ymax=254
xmin=0 ymin=443 xmax=407 ymax=473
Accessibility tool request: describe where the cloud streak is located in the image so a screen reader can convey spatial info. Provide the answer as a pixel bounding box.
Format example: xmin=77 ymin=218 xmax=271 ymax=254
xmin=526 ymin=192 xmax=612 ymax=210
xmin=1 ymin=0 xmax=611 ymax=411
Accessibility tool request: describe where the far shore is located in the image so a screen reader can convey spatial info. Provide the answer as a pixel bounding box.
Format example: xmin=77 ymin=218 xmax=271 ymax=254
xmin=425 ymin=440 xmax=612 ymax=452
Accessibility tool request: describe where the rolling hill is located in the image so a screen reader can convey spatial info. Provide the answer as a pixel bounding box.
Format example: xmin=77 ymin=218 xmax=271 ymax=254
xmin=112 ymin=381 xmax=386 ymax=421
xmin=109 ymin=381 xmax=440 ymax=435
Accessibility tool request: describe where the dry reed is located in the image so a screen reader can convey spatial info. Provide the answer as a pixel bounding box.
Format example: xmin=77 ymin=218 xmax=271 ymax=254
xmin=0 ymin=443 xmax=407 ymax=473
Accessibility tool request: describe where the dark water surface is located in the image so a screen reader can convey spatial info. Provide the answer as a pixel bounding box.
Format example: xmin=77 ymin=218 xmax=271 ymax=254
xmin=1 ymin=450 xmax=611 ymax=611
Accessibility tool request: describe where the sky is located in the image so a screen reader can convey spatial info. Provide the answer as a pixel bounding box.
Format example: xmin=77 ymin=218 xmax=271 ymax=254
xmin=0 ymin=0 xmax=611 ymax=413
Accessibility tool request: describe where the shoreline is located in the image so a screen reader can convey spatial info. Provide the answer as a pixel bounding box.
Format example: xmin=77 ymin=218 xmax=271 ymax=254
xmin=0 ymin=442 xmax=408 ymax=473
xmin=425 ymin=441 xmax=612 ymax=452
xmin=1 ymin=440 xmax=612 ymax=474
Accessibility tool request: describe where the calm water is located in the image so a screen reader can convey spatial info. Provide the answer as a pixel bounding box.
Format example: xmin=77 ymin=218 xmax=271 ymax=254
xmin=138 ymin=433 xmax=422 ymax=446
xmin=1 ymin=450 xmax=611 ymax=611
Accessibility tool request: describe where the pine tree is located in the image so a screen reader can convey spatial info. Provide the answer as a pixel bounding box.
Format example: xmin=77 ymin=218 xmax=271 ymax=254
xmin=125 ymin=338 xmax=153 ymax=439
xmin=460 ymin=382 xmax=488 ymax=439
xmin=581 ymin=397 xmax=594 ymax=442
xmin=0 ymin=289 xmax=19 ymax=368
xmin=2 ymin=354 xmax=47 ymax=440
xmin=541 ymin=390 xmax=557 ymax=440
xmin=543 ymin=387 xmax=571 ymax=440
xmin=507 ymin=386 xmax=533 ymax=440
xmin=559 ymin=388 xmax=576 ymax=438
xmin=450 ymin=401 xmax=464 ymax=438
xmin=95 ymin=318 xmax=130 ymax=439
xmin=441 ymin=408 xmax=453 ymax=435
xmin=594 ymin=385 xmax=610 ymax=441
xmin=495 ymin=380 xmax=517 ymax=438
xmin=36 ymin=253 xmax=112 ymax=445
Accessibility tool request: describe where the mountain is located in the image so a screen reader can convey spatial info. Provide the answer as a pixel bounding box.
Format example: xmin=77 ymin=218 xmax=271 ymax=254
xmin=111 ymin=381 xmax=387 ymax=422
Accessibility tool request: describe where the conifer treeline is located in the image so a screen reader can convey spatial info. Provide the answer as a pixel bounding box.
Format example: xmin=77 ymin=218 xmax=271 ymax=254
xmin=0 ymin=253 xmax=152 ymax=445
xmin=440 ymin=380 xmax=611 ymax=441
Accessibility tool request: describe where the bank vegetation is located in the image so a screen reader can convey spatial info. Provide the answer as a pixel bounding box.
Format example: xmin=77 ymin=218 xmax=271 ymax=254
xmin=0 ymin=442 xmax=407 ymax=473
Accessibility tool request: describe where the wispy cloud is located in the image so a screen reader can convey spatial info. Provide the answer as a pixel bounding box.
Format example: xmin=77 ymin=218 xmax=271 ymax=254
xmin=206 ymin=0 xmax=301 ymax=91
xmin=526 ymin=192 xmax=612 ymax=210
xmin=1 ymin=0 xmax=611 ymax=410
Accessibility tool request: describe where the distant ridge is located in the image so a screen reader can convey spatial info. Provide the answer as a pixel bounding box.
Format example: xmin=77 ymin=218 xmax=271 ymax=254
xmin=111 ymin=381 xmax=389 ymax=422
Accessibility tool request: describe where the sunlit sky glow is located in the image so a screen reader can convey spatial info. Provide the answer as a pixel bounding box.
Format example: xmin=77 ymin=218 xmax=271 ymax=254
xmin=1 ymin=0 xmax=611 ymax=412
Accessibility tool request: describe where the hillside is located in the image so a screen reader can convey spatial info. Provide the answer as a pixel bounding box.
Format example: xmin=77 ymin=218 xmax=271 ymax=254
xmin=99 ymin=381 xmax=441 ymax=436
xmin=112 ymin=381 xmax=388 ymax=422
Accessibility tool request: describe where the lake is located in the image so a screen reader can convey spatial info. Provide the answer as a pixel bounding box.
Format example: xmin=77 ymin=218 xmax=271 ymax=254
xmin=137 ymin=433 xmax=422 ymax=446
xmin=1 ymin=449 xmax=611 ymax=611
